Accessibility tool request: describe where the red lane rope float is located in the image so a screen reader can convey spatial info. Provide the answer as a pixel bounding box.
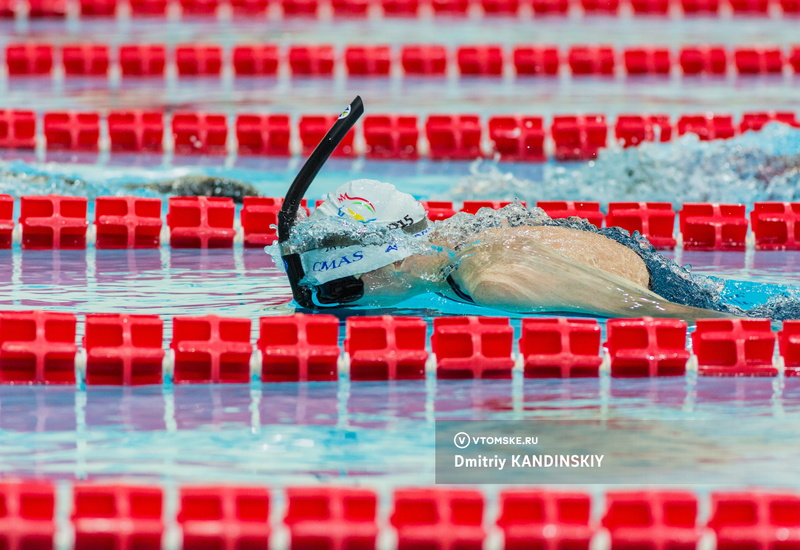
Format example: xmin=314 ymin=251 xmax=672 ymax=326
xmin=602 ymin=490 xmax=702 ymax=547
xmin=2 ymin=0 xmax=800 ymax=17
xmin=10 ymin=195 xmax=800 ymax=250
xmin=0 ymin=481 xmax=56 ymax=550
xmin=2 ymin=109 xmax=800 ymax=161
xmin=5 ymin=43 xmax=800 ymax=80
xmin=285 ymin=487 xmax=379 ymax=548
xmin=345 ymin=315 xmax=429 ymax=380
xmin=0 ymin=311 xmax=78 ymax=384
xmin=84 ymin=313 xmax=165 ymax=385
xmin=72 ymin=484 xmax=164 ymax=549
xmin=171 ymin=315 xmax=253 ymax=383
xmin=178 ymin=486 xmax=271 ymax=549
xmin=519 ymin=317 xmax=604 ymax=378
xmin=3 ymin=312 xmax=793 ymax=385
xmin=6 ymin=481 xmax=800 ymax=547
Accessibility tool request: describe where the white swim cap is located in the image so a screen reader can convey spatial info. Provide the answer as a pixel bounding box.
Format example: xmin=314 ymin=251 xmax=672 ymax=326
xmin=300 ymin=179 xmax=431 ymax=284
xmin=312 ymin=179 xmax=427 ymax=226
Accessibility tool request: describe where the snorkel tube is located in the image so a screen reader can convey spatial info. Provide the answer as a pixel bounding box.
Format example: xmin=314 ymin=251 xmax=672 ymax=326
xmin=278 ymin=95 xmax=365 ymax=309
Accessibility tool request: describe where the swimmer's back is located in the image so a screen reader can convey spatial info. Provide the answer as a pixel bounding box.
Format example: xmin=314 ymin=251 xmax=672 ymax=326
xmin=440 ymin=225 xmax=651 ymax=289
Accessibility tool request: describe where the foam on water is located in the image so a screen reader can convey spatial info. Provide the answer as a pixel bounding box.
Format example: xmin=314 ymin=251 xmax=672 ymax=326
xmin=448 ymin=123 xmax=800 ymax=207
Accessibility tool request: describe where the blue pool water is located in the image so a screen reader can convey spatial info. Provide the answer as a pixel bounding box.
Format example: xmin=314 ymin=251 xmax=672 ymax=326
xmin=2 ymin=157 xmax=800 ymax=492
xmin=3 ymin=11 xmax=800 ymax=520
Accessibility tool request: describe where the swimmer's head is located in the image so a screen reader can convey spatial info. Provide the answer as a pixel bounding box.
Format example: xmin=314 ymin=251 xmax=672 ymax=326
xmin=291 ymin=179 xmax=432 ymax=306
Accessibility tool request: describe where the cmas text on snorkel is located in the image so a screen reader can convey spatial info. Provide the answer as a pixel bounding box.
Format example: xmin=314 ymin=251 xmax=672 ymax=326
xmin=454 ymin=454 xmax=605 ymax=470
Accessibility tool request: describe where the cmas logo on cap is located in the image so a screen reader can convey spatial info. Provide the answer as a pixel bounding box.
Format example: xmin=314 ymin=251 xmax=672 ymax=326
xmin=338 ymin=105 xmax=351 ymax=120
xmin=336 ymin=193 xmax=377 ymax=223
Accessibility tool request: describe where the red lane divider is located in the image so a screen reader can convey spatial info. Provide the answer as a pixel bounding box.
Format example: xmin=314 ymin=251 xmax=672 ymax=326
xmin=0 ymin=194 xmax=13 ymax=249
xmin=345 ymin=315 xmax=428 ymax=380
xmin=119 ymin=44 xmax=167 ymax=77
xmin=708 ymin=492 xmax=800 ymax=547
xmin=43 ymin=111 xmax=100 ymax=152
xmin=457 ymin=45 xmax=504 ymax=76
xmin=488 ymin=115 xmax=546 ymax=162
xmin=419 ymin=200 xmax=455 ymax=221
xmin=233 ymin=44 xmax=280 ymax=76
xmin=72 ymin=485 xmax=163 ymax=548
xmin=176 ymin=43 xmax=223 ymax=76
xmin=0 ymin=109 xmax=36 ymax=150
xmin=178 ymin=486 xmax=270 ymax=550
xmin=84 ymin=313 xmax=165 ymax=385
xmin=95 ymin=196 xmax=163 ymax=248
xmin=537 ymin=201 xmax=604 ymax=227
xmin=520 ymin=318 xmax=603 ymax=378
xmin=602 ymin=491 xmax=701 ymax=547
xmin=345 ymin=45 xmax=392 ymax=76
xmin=236 ymin=113 xmax=291 ymax=156
xmin=567 ymin=46 xmax=615 ymax=76
xmin=0 ymin=311 xmax=77 ymax=384
xmin=289 ymin=45 xmax=335 ymax=76
xmin=62 ymin=43 xmax=110 ymax=77
xmin=10 ymin=481 xmax=800 ymax=546
xmin=678 ymin=113 xmax=737 ymax=141
xmin=240 ymin=197 xmax=307 ymax=247
xmin=750 ymin=202 xmax=800 ymax=250
xmin=607 ymin=317 xmax=690 ymax=377
xmin=551 ymin=114 xmax=607 ymax=161
xmin=734 ymin=47 xmax=784 ymax=75
xmin=171 ymin=315 xmax=252 ymax=383
xmin=513 ymin=45 xmax=560 ymax=76
xmin=5 ymin=42 xmax=800 ymax=81
xmin=2 ymin=109 xmax=800 ymax=161
xmin=2 ymin=0 xmax=800 ymax=17
xmin=679 ymin=203 xmax=748 ymax=251
xmin=391 ymin=488 xmax=486 ymax=549
xmin=28 ymin=0 xmax=68 ymax=17
xmin=498 ymin=489 xmax=594 ymax=548
xmin=741 ymin=111 xmax=799 ymax=132
xmin=606 ymin=202 xmax=676 ymax=249
xmin=5 ymin=43 xmax=53 ymax=76
xmin=779 ymin=320 xmax=800 ymax=377
xmin=299 ymin=114 xmax=356 ymax=157
xmin=680 ymin=46 xmax=727 ymax=75
xmin=692 ymin=319 xmax=777 ymax=376
xmin=240 ymin=196 xmax=280 ymax=247
xmin=0 ymin=481 xmax=56 ymax=550
xmin=401 ymin=44 xmax=448 ymax=75
xmin=20 ymin=195 xmax=89 ymax=249
xmin=108 ymin=110 xmax=164 ymax=153
xmin=258 ymin=313 xmax=340 ymax=382
xmin=431 ymin=316 xmax=514 ymax=379
xmin=172 ymin=112 xmax=228 ymax=155
xmin=285 ymin=487 xmax=378 ymax=548
xmin=2 ymin=312 xmax=800 ymax=385
xmin=615 ymin=114 xmax=672 ymax=147
xmin=167 ymin=196 xmax=236 ymax=248
xmin=363 ymin=114 xmax=420 ymax=160
xmin=461 ymin=199 xmax=520 ymax=213
xmin=5 ymin=195 xmax=800 ymax=250
xmin=425 ymin=114 xmax=482 ymax=160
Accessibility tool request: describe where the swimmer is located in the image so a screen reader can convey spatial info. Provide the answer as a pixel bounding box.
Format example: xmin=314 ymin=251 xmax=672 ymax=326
xmin=125 ymin=175 xmax=261 ymax=203
xmin=0 ymin=163 xmax=260 ymax=203
xmin=277 ymin=97 xmax=800 ymax=321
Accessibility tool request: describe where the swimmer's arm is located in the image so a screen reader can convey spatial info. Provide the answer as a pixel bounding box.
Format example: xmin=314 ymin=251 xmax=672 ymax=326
xmin=452 ymin=239 xmax=732 ymax=319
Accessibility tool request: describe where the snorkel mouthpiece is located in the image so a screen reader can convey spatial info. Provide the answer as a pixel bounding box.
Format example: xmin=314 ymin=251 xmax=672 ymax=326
xmin=278 ymin=96 xmax=365 ymax=309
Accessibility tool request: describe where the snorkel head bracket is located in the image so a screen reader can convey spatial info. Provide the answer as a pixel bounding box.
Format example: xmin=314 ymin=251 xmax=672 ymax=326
xmin=278 ymin=96 xmax=365 ymax=309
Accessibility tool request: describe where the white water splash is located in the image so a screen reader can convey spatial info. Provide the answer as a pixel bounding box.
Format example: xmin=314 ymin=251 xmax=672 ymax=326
xmin=447 ymin=123 xmax=800 ymax=207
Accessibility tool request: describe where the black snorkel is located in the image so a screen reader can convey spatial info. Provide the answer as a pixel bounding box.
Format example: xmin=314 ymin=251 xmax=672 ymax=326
xmin=278 ymin=96 xmax=365 ymax=309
